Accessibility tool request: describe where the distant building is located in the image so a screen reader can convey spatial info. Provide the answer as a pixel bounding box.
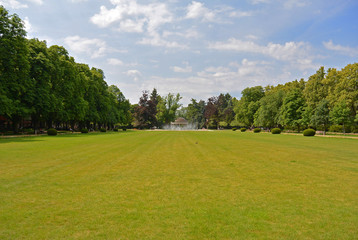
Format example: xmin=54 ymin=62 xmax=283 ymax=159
xmin=171 ymin=117 xmax=188 ymax=128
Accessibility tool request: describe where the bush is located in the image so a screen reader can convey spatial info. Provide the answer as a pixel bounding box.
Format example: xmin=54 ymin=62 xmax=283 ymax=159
xmin=113 ymin=128 xmax=118 ymax=132
xmin=271 ymin=128 xmax=281 ymax=134
xmin=303 ymin=128 xmax=316 ymax=136
xmin=232 ymin=128 xmax=237 ymax=131
xmin=253 ymin=128 xmax=261 ymax=133
xmin=240 ymin=128 xmax=247 ymax=132
xmin=100 ymin=128 xmax=106 ymax=132
xmin=122 ymin=128 xmax=127 ymax=131
xmin=81 ymin=128 xmax=89 ymax=133
xmin=47 ymin=128 xmax=57 ymax=136
xmin=329 ymin=125 xmax=343 ymax=132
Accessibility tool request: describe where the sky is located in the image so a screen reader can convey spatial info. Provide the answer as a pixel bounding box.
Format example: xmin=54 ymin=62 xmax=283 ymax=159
xmin=1 ymin=0 xmax=358 ymax=105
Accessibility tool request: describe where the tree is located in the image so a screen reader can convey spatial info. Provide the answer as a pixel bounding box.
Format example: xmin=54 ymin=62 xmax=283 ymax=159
xmin=311 ymin=99 xmax=330 ymax=134
xmin=187 ymin=99 xmax=206 ymax=129
xmin=156 ymin=93 xmax=182 ymax=126
xmin=234 ymin=86 xmax=264 ymax=127
xmin=330 ymin=101 xmax=353 ymax=134
xmin=303 ymin=66 xmax=327 ymax=109
xmin=279 ymin=88 xmax=305 ymax=131
xmin=254 ymin=89 xmax=284 ymax=128
xmin=0 ymin=6 xmax=32 ymax=131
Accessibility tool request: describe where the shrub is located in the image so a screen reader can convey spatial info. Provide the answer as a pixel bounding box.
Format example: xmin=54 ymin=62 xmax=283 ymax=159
xmin=329 ymin=125 xmax=343 ymax=132
xmin=271 ymin=128 xmax=281 ymax=134
xmin=253 ymin=128 xmax=261 ymax=133
xmin=303 ymin=128 xmax=316 ymax=136
xmin=113 ymin=128 xmax=118 ymax=132
xmin=47 ymin=128 xmax=57 ymax=136
xmin=81 ymin=128 xmax=89 ymax=133
xmin=240 ymin=128 xmax=247 ymax=132
xmin=122 ymin=128 xmax=127 ymax=131
xmin=232 ymin=128 xmax=237 ymax=131
xmin=100 ymin=128 xmax=106 ymax=132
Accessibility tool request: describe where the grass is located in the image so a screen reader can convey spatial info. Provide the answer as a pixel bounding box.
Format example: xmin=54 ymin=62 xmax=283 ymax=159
xmin=1 ymin=131 xmax=358 ymax=239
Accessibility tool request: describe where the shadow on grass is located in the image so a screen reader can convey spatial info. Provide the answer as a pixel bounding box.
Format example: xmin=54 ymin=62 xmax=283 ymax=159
xmin=0 ymin=130 xmax=134 ymax=143
xmin=0 ymin=136 xmax=44 ymax=144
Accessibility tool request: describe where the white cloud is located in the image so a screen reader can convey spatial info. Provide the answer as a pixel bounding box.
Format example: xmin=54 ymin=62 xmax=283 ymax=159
xmin=163 ymin=29 xmax=200 ymax=39
xmin=91 ymin=0 xmax=172 ymax=34
xmin=185 ymin=1 xmax=216 ymax=22
xmin=125 ymin=69 xmax=141 ymax=82
xmin=283 ymin=0 xmax=309 ymax=9
xmin=229 ymin=10 xmax=253 ymax=18
xmin=323 ymin=40 xmax=358 ymax=57
xmin=64 ymin=35 xmax=107 ymax=59
xmin=208 ymin=38 xmax=315 ymax=70
xmin=24 ymin=17 xmax=32 ymax=33
xmin=107 ymin=58 xmax=123 ymax=66
xmin=27 ymin=0 xmax=43 ymax=5
xmin=137 ymin=32 xmax=188 ymax=49
xmin=0 ymin=0 xmax=28 ymax=9
xmin=250 ymin=0 xmax=270 ymax=4
xmin=171 ymin=62 xmax=192 ymax=73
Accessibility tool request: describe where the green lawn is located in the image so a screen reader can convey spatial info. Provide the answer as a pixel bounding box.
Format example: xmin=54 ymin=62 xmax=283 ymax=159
xmin=1 ymin=131 xmax=357 ymax=239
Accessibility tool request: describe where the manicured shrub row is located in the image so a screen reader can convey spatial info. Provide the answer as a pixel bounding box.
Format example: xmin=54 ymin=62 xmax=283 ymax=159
xmin=303 ymin=129 xmax=316 ymax=136
xmin=271 ymin=128 xmax=281 ymax=134
xmin=81 ymin=128 xmax=89 ymax=133
xmin=240 ymin=128 xmax=247 ymax=132
xmin=253 ymin=128 xmax=261 ymax=133
xmin=47 ymin=128 xmax=57 ymax=136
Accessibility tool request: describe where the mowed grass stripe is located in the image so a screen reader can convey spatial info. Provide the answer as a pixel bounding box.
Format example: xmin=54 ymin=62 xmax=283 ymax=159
xmin=0 ymin=131 xmax=357 ymax=239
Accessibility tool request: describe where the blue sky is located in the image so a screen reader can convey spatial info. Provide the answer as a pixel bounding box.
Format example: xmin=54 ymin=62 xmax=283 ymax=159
xmin=2 ymin=0 xmax=358 ymax=104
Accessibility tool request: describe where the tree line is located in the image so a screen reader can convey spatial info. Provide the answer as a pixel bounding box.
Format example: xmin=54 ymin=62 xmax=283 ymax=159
xmin=0 ymin=6 xmax=131 ymax=133
xmin=171 ymin=64 xmax=358 ymax=133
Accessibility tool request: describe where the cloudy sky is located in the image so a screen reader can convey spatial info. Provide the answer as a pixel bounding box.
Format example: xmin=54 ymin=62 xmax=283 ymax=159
xmin=2 ymin=0 xmax=358 ymax=104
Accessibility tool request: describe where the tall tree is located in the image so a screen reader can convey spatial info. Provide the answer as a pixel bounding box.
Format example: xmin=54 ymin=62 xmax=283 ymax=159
xmin=0 ymin=6 xmax=32 ymax=131
xmin=156 ymin=93 xmax=182 ymax=126
xmin=279 ymin=88 xmax=305 ymax=131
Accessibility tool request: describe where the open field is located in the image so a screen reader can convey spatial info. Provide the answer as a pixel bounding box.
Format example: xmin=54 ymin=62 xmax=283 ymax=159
xmin=1 ymin=131 xmax=358 ymax=239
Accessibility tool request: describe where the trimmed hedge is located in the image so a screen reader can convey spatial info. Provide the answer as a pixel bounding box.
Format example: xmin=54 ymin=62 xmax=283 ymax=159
xmin=253 ymin=128 xmax=261 ymax=133
xmin=240 ymin=128 xmax=247 ymax=132
xmin=47 ymin=128 xmax=57 ymax=136
xmin=81 ymin=128 xmax=89 ymax=133
xmin=100 ymin=128 xmax=106 ymax=132
xmin=271 ymin=128 xmax=281 ymax=134
xmin=232 ymin=128 xmax=237 ymax=131
xmin=303 ymin=129 xmax=316 ymax=136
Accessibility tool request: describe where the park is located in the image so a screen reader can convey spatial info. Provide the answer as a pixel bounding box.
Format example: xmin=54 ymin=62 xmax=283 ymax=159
xmin=1 ymin=130 xmax=357 ymax=239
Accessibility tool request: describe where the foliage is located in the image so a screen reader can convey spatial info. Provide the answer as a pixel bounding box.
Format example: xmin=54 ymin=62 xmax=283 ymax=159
xmin=303 ymin=129 xmax=316 ymax=136
xmin=113 ymin=128 xmax=118 ymax=132
xmin=100 ymin=128 xmax=106 ymax=132
xmin=81 ymin=128 xmax=89 ymax=133
xmin=156 ymin=93 xmax=182 ymax=126
xmin=47 ymin=128 xmax=57 ymax=136
xmin=271 ymin=128 xmax=281 ymax=134
xmin=232 ymin=128 xmax=237 ymax=131
xmin=240 ymin=128 xmax=247 ymax=132
xmin=253 ymin=128 xmax=261 ymax=133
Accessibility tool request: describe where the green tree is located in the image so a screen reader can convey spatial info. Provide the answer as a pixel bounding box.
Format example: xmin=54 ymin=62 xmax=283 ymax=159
xmin=234 ymin=86 xmax=264 ymax=127
xmin=156 ymin=93 xmax=182 ymax=126
xmin=330 ymin=101 xmax=353 ymax=134
xmin=187 ymin=99 xmax=206 ymax=129
xmin=311 ymin=99 xmax=330 ymax=134
xmin=254 ymin=89 xmax=284 ymax=128
xmin=279 ymin=88 xmax=305 ymax=131
xmin=0 ymin=6 xmax=32 ymax=131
